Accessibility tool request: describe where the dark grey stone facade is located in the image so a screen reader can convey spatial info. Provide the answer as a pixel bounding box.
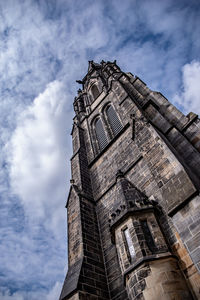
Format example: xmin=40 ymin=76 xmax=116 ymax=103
xmin=60 ymin=61 xmax=200 ymax=300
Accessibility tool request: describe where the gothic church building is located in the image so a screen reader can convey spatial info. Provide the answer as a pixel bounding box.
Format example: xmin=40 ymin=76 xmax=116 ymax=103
xmin=60 ymin=61 xmax=200 ymax=300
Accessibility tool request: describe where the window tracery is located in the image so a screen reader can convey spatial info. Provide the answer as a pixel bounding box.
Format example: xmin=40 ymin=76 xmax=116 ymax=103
xmin=105 ymin=105 xmax=123 ymax=137
xmin=91 ymin=105 xmax=123 ymax=156
xmin=94 ymin=118 xmax=108 ymax=151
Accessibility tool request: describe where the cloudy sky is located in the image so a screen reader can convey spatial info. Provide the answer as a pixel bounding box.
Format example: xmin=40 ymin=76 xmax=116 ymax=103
xmin=0 ymin=0 xmax=200 ymax=299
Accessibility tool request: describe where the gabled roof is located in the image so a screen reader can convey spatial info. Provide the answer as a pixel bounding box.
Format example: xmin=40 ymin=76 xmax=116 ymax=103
xmin=65 ymin=184 xmax=81 ymax=208
xmin=59 ymin=258 xmax=83 ymax=300
xmin=115 ymin=170 xmax=149 ymax=207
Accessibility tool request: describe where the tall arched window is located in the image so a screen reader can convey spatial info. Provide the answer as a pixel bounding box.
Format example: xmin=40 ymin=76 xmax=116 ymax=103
xmin=106 ymin=105 xmax=123 ymax=136
xmin=95 ymin=118 xmax=108 ymax=151
xmin=91 ymin=84 xmax=100 ymax=100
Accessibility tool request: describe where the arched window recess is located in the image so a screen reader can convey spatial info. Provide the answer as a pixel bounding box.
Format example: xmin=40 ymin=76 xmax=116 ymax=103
xmin=105 ymin=104 xmax=123 ymax=137
xmin=94 ymin=117 xmax=108 ymax=152
xmin=91 ymin=84 xmax=100 ymax=101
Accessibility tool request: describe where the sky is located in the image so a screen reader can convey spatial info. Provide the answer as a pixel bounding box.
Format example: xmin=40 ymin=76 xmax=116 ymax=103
xmin=0 ymin=0 xmax=200 ymax=299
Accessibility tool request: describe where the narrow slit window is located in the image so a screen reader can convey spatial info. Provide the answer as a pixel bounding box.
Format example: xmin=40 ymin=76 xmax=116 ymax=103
xmin=123 ymin=228 xmax=135 ymax=262
xmin=106 ymin=105 xmax=123 ymax=136
xmin=95 ymin=118 xmax=108 ymax=151
xmin=140 ymin=220 xmax=157 ymax=253
xmin=91 ymin=84 xmax=100 ymax=100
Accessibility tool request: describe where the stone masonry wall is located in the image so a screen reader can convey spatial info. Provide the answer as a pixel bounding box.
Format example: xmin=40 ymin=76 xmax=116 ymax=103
xmin=62 ymin=63 xmax=200 ymax=300
xmin=124 ymin=258 xmax=193 ymax=300
xmin=80 ymin=73 xmax=200 ymax=298
xmin=78 ymin=196 xmax=109 ymax=299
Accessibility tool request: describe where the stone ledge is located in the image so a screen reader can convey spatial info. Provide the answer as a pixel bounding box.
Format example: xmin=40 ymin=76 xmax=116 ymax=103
xmin=182 ymin=112 xmax=198 ymax=132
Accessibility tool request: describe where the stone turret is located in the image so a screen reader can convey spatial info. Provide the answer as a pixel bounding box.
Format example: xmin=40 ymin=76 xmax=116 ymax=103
xmin=110 ymin=171 xmax=192 ymax=299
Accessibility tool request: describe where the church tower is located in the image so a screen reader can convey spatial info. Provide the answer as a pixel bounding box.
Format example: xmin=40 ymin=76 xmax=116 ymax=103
xmin=60 ymin=61 xmax=200 ymax=300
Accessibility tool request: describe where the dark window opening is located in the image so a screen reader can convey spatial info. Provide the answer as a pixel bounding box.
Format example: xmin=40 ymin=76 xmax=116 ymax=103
xmin=106 ymin=105 xmax=123 ymax=136
xmin=95 ymin=118 xmax=108 ymax=151
xmin=91 ymin=84 xmax=100 ymax=100
xmin=140 ymin=220 xmax=157 ymax=253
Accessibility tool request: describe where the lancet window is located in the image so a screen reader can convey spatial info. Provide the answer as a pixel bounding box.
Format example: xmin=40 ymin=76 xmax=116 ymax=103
xmin=92 ymin=105 xmax=123 ymax=155
xmin=140 ymin=220 xmax=157 ymax=253
xmin=94 ymin=118 xmax=108 ymax=151
xmin=122 ymin=227 xmax=135 ymax=262
xmin=105 ymin=105 xmax=123 ymax=137
xmin=91 ymin=84 xmax=100 ymax=101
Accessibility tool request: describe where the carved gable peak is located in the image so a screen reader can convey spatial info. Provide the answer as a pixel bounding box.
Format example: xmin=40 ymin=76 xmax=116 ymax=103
xmin=88 ymin=60 xmax=101 ymax=72
xmin=115 ymin=170 xmax=150 ymax=208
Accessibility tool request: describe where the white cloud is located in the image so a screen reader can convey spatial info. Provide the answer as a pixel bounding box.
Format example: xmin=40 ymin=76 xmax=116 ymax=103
xmin=7 ymin=80 xmax=72 ymax=235
xmin=173 ymin=60 xmax=200 ymax=115
xmin=1 ymin=81 xmax=70 ymax=300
